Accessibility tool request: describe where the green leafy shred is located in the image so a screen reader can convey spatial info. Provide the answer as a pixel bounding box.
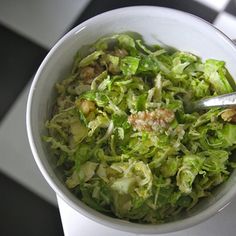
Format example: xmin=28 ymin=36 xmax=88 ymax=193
xmin=44 ymin=33 xmax=236 ymax=224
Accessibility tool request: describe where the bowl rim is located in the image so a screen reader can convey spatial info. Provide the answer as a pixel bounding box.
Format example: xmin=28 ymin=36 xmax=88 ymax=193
xmin=26 ymin=5 xmax=236 ymax=234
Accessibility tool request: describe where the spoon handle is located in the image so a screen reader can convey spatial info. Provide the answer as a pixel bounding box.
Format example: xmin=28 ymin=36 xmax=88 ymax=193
xmin=193 ymin=92 xmax=236 ymax=111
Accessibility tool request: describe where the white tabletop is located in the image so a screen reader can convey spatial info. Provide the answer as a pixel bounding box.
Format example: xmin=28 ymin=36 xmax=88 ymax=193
xmin=57 ymin=194 xmax=236 ymax=236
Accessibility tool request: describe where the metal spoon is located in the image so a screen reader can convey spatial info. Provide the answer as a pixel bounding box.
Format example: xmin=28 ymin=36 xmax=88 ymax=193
xmin=186 ymin=92 xmax=236 ymax=113
xmin=185 ymin=39 xmax=236 ymax=113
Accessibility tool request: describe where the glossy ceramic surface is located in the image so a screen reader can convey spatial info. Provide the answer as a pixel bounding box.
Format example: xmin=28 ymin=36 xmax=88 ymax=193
xmin=26 ymin=6 xmax=236 ymax=234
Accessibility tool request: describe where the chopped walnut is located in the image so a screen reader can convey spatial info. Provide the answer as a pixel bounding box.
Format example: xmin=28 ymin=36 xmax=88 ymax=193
xmin=79 ymin=66 xmax=95 ymax=83
xmin=112 ymin=48 xmax=128 ymax=58
xmin=221 ymin=108 xmax=236 ymax=123
xmin=79 ymin=63 xmax=104 ymax=84
xmin=94 ymin=62 xmax=104 ymax=74
xmin=128 ymin=109 xmax=175 ymax=132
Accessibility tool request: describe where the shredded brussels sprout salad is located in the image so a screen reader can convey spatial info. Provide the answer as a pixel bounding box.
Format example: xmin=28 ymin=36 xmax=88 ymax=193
xmin=44 ymin=33 xmax=236 ymax=223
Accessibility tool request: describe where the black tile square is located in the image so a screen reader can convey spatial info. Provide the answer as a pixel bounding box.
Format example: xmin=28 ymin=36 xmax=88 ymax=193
xmin=70 ymin=0 xmax=218 ymax=30
xmin=0 ymin=171 xmax=64 ymax=236
xmin=225 ymin=0 xmax=236 ymax=16
xmin=0 ymin=23 xmax=48 ymax=121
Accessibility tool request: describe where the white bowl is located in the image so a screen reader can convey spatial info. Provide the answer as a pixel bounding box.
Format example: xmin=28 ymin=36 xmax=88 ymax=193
xmin=26 ymin=6 xmax=236 ymax=234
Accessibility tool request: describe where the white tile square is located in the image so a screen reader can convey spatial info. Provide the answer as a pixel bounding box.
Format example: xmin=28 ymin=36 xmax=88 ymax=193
xmin=0 ymin=83 xmax=57 ymax=205
xmin=194 ymin=0 xmax=230 ymax=11
xmin=214 ymin=12 xmax=236 ymax=40
xmin=0 ymin=0 xmax=91 ymax=48
xmin=57 ymin=196 xmax=137 ymax=236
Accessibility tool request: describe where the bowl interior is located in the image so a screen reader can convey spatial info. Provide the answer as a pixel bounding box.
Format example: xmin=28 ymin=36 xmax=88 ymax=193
xmin=27 ymin=6 xmax=236 ymax=234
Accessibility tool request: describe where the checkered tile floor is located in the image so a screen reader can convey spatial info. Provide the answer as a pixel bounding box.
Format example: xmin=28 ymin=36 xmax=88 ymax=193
xmin=1 ymin=0 xmax=236 ymax=235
